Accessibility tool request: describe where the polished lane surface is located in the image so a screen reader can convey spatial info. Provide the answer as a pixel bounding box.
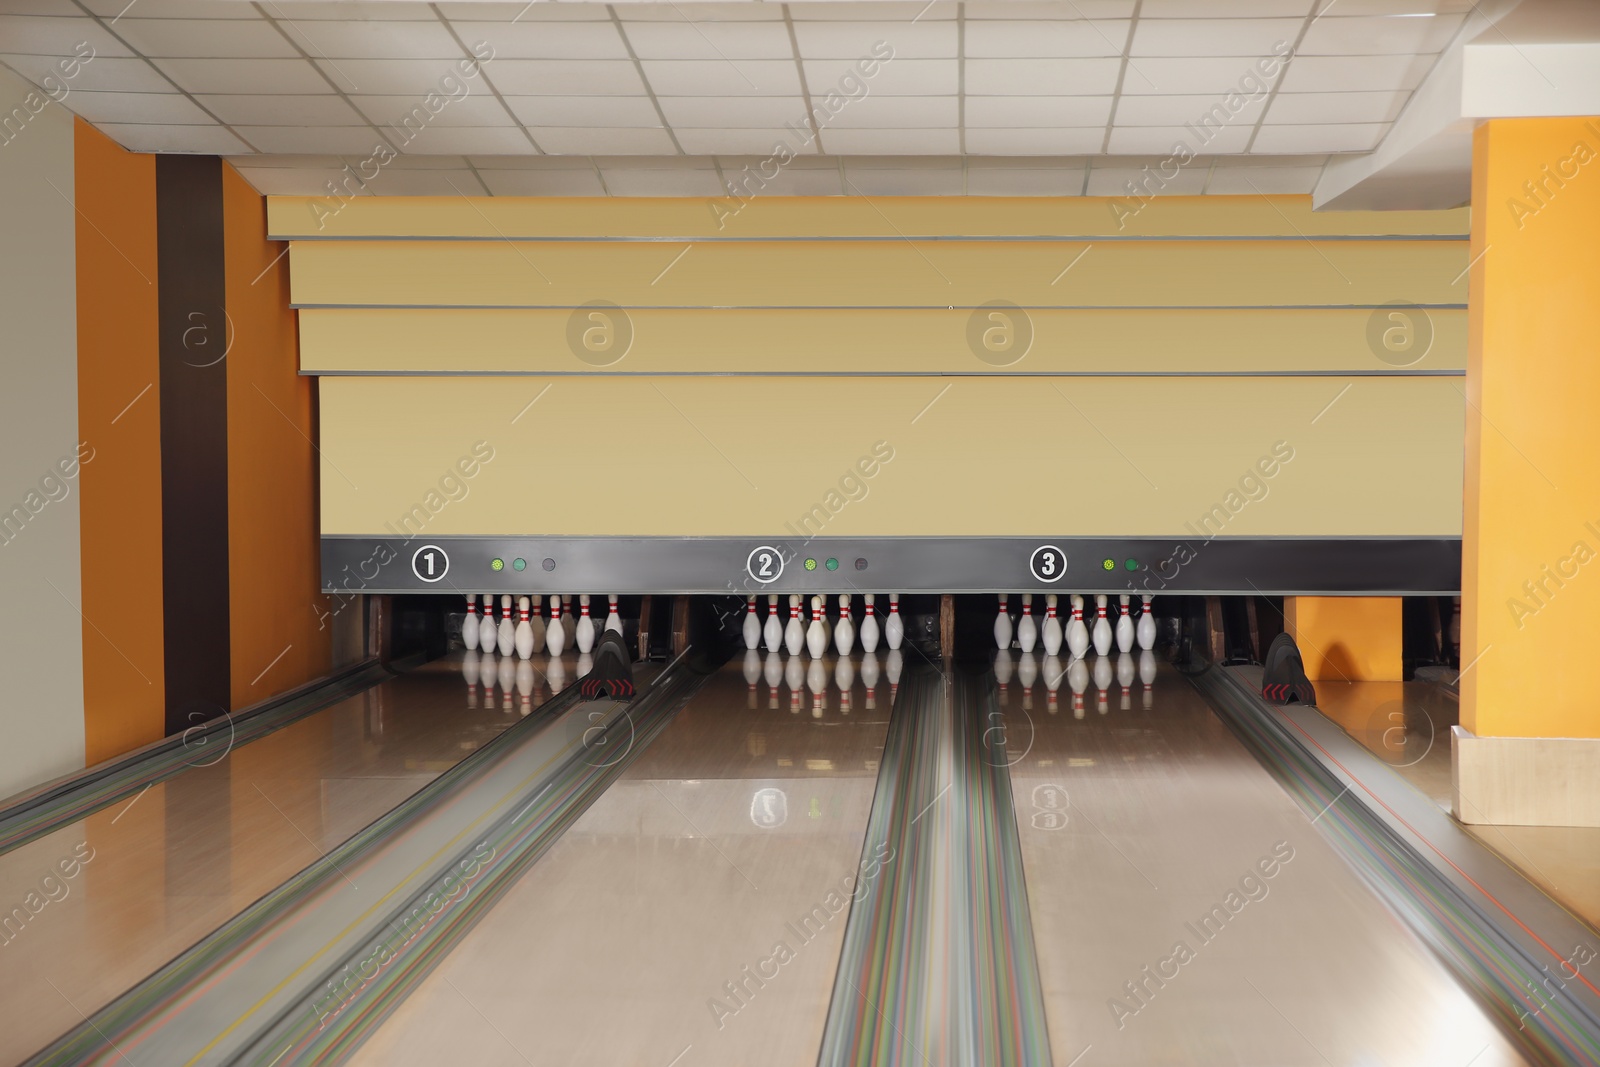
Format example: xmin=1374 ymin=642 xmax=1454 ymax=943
xmin=349 ymin=650 xmax=895 ymax=1067
xmin=1004 ymin=652 xmax=1532 ymax=1066
xmin=0 ymin=651 xmax=566 ymax=1067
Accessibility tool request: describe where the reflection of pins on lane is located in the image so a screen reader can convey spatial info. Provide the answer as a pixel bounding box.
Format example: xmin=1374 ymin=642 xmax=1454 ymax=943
xmin=1137 ymin=595 xmax=1156 ymax=652
xmin=1067 ymin=657 xmax=1088 ymax=719
xmin=1067 ymin=594 xmax=1089 ymax=659
xmin=764 ymin=594 xmax=783 ymax=652
xmin=1017 ymin=651 xmax=1038 ymax=712
xmin=516 ymin=659 xmax=534 ymax=717
xmin=1139 ymin=649 xmax=1157 ymax=710
xmin=478 ymin=592 xmax=497 ymax=653
xmin=1092 ymin=594 xmax=1113 ymax=657
xmin=885 ymin=593 xmax=904 ymax=650
xmin=743 ymin=648 xmax=761 ymax=709
xmin=497 ymin=595 xmax=515 ymax=658
xmin=462 ymin=594 xmax=480 ymax=651
xmin=1117 ymin=652 xmax=1135 ymax=711
xmin=835 ymin=594 xmax=854 ymax=656
xmin=1092 ymin=654 xmax=1112 ymax=715
xmin=497 ymin=654 xmax=515 ymax=712
xmin=807 ymin=657 xmax=827 ymax=718
xmin=547 ymin=595 xmax=567 ymax=656
xmin=835 ymin=656 xmax=855 ymax=715
xmin=886 ymin=648 xmax=903 ymax=706
xmin=742 ymin=595 xmax=761 ymax=650
xmin=462 ymin=649 xmax=481 ymax=708
xmin=576 ymin=594 xmax=596 ymax=654
xmin=785 ymin=654 xmax=804 ymax=714
xmin=994 ymin=594 xmax=1012 ymax=650
xmin=860 ymin=650 xmax=880 ymax=710
xmin=785 ymin=594 xmax=805 ymax=656
xmin=1042 ymin=655 xmax=1064 ymax=715
xmin=480 ymin=652 xmax=498 ymax=697
xmin=1017 ymin=594 xmax=1037 ymax=654
xmin=546 ymin=654 xmax=567 ymax=694
xmin=515 ymin=596 xmax=535 ymax=660
xmin=1115 ymin=594 xmax=1135 ymax=654
xmin=764 ymin=651 xmax=782 ymax=709
xmin=530 ymin=594 xmax=546 ymax=652
xmin=859 ymin=593 xmax=880 ymax=653
xmin=995 ymin=649 xmax=1013 ymax=706
xmin=1042 ymin=594 xmax=1063 ymax=656
xmin=806 ymin=595 xmax=827 ymax=658
xmin=605 ymin=594 xmax=623 ymax=635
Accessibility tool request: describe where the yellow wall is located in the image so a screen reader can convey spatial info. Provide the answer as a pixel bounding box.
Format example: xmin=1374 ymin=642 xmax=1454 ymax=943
xmin=1462 ymin=118 xmax=1600 ymax=739
xmin=1285 ymin=597 xmax=1402 ymax=682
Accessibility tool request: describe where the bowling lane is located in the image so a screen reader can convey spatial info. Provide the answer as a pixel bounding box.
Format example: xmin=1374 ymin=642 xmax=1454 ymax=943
xmin=1003 ymin=652 xmax=1533 ymax=1067
xmin=348 ymin=650 xmax=896 ymax=1067
xmin=0 ymin=650 xmax=566 ymax=1066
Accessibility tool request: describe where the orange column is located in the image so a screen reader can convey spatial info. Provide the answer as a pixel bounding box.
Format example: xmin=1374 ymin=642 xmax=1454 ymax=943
xmin=1283 ymin=596 xmax=1402 ymax=682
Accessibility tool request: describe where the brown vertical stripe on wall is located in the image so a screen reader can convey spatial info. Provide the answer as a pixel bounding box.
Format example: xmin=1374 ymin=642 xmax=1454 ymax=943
xmin=156 ymin=155 xmax=230 ymax=737
xmin=74 ymin=119 xmax=166 ymax=765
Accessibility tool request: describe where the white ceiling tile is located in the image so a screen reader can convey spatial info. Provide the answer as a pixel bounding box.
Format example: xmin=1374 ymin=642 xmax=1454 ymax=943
xmin=195 ymin=93 xmax=361 ymax=125
xmin=721 ymin=164 xmax=841 ymax=196
xmin=463 ymin=155 xmax=595 ymax=170
xmin=1251 ymin=121 xmax=1390 ymax=153
xmin=1264 ymin=90 xmax=1406 ymax=125
xmin=488 ymin=59 xmax=645 ymax=96
xmin=966 ymin=57 xmax=1122 ymax=95
xmin=0 ymin=16 xmax=133 ymax=57
xmin=233 ymin=126 xmax=389 ymax=154
xmin=792 ymin=21 xmax=956 ymax=59
xmin=156 ymin=57 xmax=328 ymax=94
xmin=64 ymin=90 xmax=210 ymax=124
xmin=1086 ymin=161 xmax=1209 ymax=195
xmin=262 ymin=2 xmax=449 ymax=21
xmin=1114 ymin=92 xmax=1268 ymax=127
xmin=277 ymin=19 xmax=463 ymax=60
xmin=112 ymin=19 xmax=299 ymax=59
xmin=444 ymin=2 xmax=614 ymax=20
xmin=480 ymin=168 xmax=609 ymax=196
xmin=79 ymin=0 xmax=261 ymax=16
xmin=822 ymin=95 xmax=957 ymax=129
xmin=657 ymin=95 xmax=807 ymax=126
xmin=535 ymin=127 xmax=678 ymax=154
xmin=401 ymin=126 xmax=533 ymax=154
xmin=822 ymin=128 xmax=961 ymax=154
xmin=841 ymin=166 xmax=964 ymax=195
xmin=600 ymin=168 xmax=726 ymax=196
xmin=964 ymin=96 xmax=1113 ymax=127
xmin=789 ymin=2 xmax=959 ymax=21
xmin=1317 ymin=0 xmax=1475 ymax=13
xmin=1139 ymin=0 xmax=1312 ymax=15
xmin=1 ymin=53 xmax=175 ymax=93
xmin=1204 ymin=164 xmax=1323 ymax=194
xmin=456 ymin=21 xmax=629 ymax=60
xmin=622 ymin=21 xmax=795 ymax=60
xmin=801 ymin=57 xmax=953 ymax=97
xmin=350 ymin=93 xmax=512 ymax=128
xmin=1118 ymin=56 xmax=1284 ymax=95
xmin=310 ymin=57 xmax=484 ymax=95
xmin=1277 ymin=55 xmax=1431 ymax=93
xmin=1108 ymin=123 xmax=1253 ymax=154
xmin=357 ymin=170 xmax=489 ymax=194
xmin=674 ymin=128 xmax=803 ymax=154
xmin=964 ymin=20 xmax=1130 ymax=59
xmin=966 ymin=167 xmax=1086 ymax=195
xmin=964 ymin=2 xmax=1135 ymax=18
xmin=1298 ymin=14 xmax=1466 ymax=56
xmin=619 ymin=3 xmax=786 ymax=21
xmin=362 ymin=153 xmax=475 ymax=170
xmin=93 ymin=122 xmax=249 ymax=153
xmin=641 ymin=59 xmax=800 ymax=97
xmin=1131 ymin=18 xmax=1303 ymax=57
xmin=504 ymin=95 xmax=662 ymax=127
xmin=964 ymin=128 xmax=1106 ymax=154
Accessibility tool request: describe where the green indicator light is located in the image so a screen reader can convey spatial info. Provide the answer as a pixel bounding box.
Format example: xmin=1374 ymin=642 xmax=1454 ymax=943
xmin=825 ymin=557 xmax=839 ymax=571
xmin=1125 ymin=558 xmax=1139 ymax=572
xmin=804 ymin=558 xmax=818 ymax=571
xmin=512 ymin=557 xmax=527 ymax=572
xmin=1101 ymin=558 xmax=1115 ymax=572
xmin=490 ymin=558 xmax=504 ymax=571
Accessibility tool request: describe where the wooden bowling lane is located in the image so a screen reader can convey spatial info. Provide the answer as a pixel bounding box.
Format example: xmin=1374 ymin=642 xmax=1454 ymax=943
xmin=0 ymin=651 xmax=570 ymax=1066
xmin=346 ymin=652 xmax=895 ymax=1067
xmin=1002 ymin=653 xmax=1534 ymax=1067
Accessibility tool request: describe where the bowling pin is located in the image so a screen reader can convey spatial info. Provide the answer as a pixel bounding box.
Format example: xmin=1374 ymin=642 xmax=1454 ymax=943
xmin=1017 ymin=594 xmax=1037 ymax=654
xmin=742 ymin=595 xmax=761 ymax=650
xmin=1042 ymin=655 xmax=1064 ymax=716
xmin=462 ymin=594 xmax=480 ymax=651
xmin=497 ymin=595 xmax=516 ymax=658
xmin=1017 ymin=651 xmax=1037 ymax=712
xmin=462 ymin=649 xmax=481 ymax=708
xmin=605 ymin=594 xmax=623 ymax=635
xmin=515 ymin=659 xmax=535 ymax=717
xmin=743 ymin=648 xmax=761 ymax=709
xmin=1067 ymin=594 xmax=1089 ymax=659
xmin=514 ymin=596 xmax=535 ymax=660
xmin=1115 ymin=594 xmax=1135 ymax=654
xmin=996 ymin=648 xmax=1013 ymax=705
xmin=575 ymin=594 xmax=596 ymax=654
xmin=1091 ymin=594 xmax=1113 ymax=657
xmin=764 ymin=651 xmax=783 ymax=709
xmin=806 ymin=595 xmax=828 ymax=658
xmin=1042 ymin=593 xmax=1063 ymax=656
xmin=835 ymin=594 xmax=855 ymax=656
xmin=1093 ymin=654 xmax=1112 ymax=714
xmin=860 ymin=650 xmax=880 ymax=710
xmin=1067 ymin=656 xmax=1089 ymax=719
xmin=885 ymin=593 xmax=904 ymax=651
xmin=1136 ymin=595 xmax=1156 ymax=652
xmin=836 ymin=655 xmax=855 ymax=715
xmin=994 ymin=595 xmax=1012 ymax=650
xmin=477 ymin=593 xmax=497 ymax=652
xmin=497 ymin=654 xmax=515 ymax=712
xmin=530 ymin=595 xmax=546 ymax=651
xmin=1139 ymin=649 xmax=1157 ymax=710
xmin=784 ymin=594 xmax=805 ymax=656
xmin=860 ymin=593 xmax=880 ymax=653
xmin=763 ymin=594 xmax=783 ymax=652
xmin=546 ymin=594 xmax=567 ymax=657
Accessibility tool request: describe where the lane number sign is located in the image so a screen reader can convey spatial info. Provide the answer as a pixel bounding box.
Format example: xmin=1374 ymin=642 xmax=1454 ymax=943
xmin=411 ymin=544 xmax=450 ymax=583
xmin=746 ymin=545 xmax=784 ymax=584
xmin=1029 ymin=545 xmax=1066 ymax=583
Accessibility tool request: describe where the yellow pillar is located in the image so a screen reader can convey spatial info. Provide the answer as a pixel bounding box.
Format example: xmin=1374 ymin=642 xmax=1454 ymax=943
xmin=1284 ymin=597 xmax=1402 ymax=682
xmin=1456 ymin=117 xmax=1600 ymax=826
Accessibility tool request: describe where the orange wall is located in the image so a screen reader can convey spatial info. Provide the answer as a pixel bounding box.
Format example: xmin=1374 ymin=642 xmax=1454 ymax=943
xmin=1461 ymin=117 xmax=1600 ymax=739
xmin=223 ymin=164 xmax=332 ymax=709
xmin=1284 ymin=596 xmax=1402 ymax=682
xmin=74 ymin=119 xmax=165 ymax=764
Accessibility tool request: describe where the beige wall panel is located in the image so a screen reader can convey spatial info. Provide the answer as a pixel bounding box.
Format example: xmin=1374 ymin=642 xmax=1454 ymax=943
xmin=268 ymin=195 xmax=1468 ymax=241
xmin=290 ymin=239 xmax=1467 ymax=310
xmin=319 ymin=375 xmax=1464 ymax=539
xmin=300 ymin=306 xmax=1467 ymax=376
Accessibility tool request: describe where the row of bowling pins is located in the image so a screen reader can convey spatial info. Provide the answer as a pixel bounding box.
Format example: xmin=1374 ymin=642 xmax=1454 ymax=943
xmin=742 ymin=648 xmax=902 ymax=717
xmin=998 ymin=648 xmax=1161 ymax=718
xmin=742 ymin=593 xmax=905 ymax=657
xmin=461 ymin=647 xmax=585 ymax=714
xmin=996 ymin=593 xmax=1155 ymax=657
xmin=461 ymin=593 xmax=622 ymax=659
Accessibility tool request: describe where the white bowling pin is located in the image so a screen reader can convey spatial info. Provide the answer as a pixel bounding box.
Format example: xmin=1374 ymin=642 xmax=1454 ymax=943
xmin=806 ymin=596 xmax=828 ymax=658
xmin=742 ymin=595 xmax=761 ymax=650
xmin=860 ymin=650 xmax=880 ymax=710
xmin=1042 ymin=655 xmax=1064 ymax=715
xmin=462 ymin=649 xmax=481 ymax=708
xmin=1067 ymin=594 xmax=1089 ymax=659
xmin=1017 ymin=594 xmax=1037 ymax=654
xmin=1042 ymin=594 xmax=1063 ymax=656
xmin=995 ymin=648 xmax=1013 ymax=706
xmin=462 ymin=594 xmax=480 ymax=651
xmin=1093 ymin=654 xmax=1112 ymax=714
xmin=546 ymin=594 xmax=567 ymax=656
xmin=530 ymin=594 xmax=546 ymax=652
xmin=885 ymin=593 xmax=904 ymax=650
xmin=836 ymin=656 xmax=855 ymax=715
xmin=859 ymin=593 xmax=880 ymax=653
xmin=477 ymin=593 xmax=497 ymax=652
xmin=496 ymin=594 xmax=515 ymax=658
xmin=763 ymin=594 xmax=783 ymax=652
xmin=575 ymin=594 xmax=596 ymax=654
xmin=1067 ymin=657 xmax=1089 ymax=719
xmin=497 ymin=654 xmax=515 ymax=711
xmin=1017 ymin=651 xmax=1038 ymax=712
xmin=835 ymin=594 xmax=855 ymax=656
xmin=1117 ymin=652 xmax=1136 ymax=711
xmin=1136 ymin=595 xmax=1156 ymax=652
xmin=1139 ymin=649 xmax=1157 ymax=710
xmin=605 ymin=594 xmax=623 ymax=635
xmin=994 ymin=595 xmax=1012 ymax=650
xmin=514 ymin=596 xmax=535 ymax=660
xmin=1092 ymin=594 xmax=1113 ymax=657
xmin=1115 ymin=594 xmax=1135 ymax=654
xmin=515 ymin=659 xmax=534 ymax=717
xmin=743 ymin=648 xmax=762 ymax=708
xmin=784 ymin=594 xmax=805 ymax=656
